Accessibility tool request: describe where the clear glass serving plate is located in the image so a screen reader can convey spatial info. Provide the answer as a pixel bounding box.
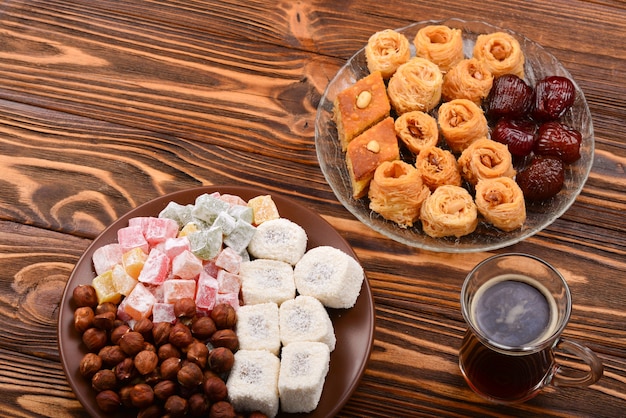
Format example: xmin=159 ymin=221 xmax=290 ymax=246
xmin=315 ymin=18 xmax=594 ymax=253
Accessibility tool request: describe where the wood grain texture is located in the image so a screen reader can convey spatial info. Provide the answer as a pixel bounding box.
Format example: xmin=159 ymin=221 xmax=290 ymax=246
xmin=0 ymin=0 xmax=625 ymax=417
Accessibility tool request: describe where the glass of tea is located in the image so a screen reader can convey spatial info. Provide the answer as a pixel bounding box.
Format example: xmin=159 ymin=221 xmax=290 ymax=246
xmin=459 ymin=253 xmax=603 ymax=404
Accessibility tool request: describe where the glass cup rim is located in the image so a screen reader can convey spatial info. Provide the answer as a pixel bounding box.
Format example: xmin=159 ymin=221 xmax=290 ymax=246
xmin=461 ymin=253 xmax=572 ymax=354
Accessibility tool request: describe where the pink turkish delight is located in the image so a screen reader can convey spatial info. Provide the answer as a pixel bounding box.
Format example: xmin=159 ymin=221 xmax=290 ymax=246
xmin=219 ymin=193 xmax=247 ymax=207
xmin=117 ymin=225 xmax=149 ymax=254
xmin=172 ymin=250 xmax=204 ymax=280
xmin=217 ymin=270 xmax=241 ymax=295
xmin=144 ymin=217 xmax=180 ymax=247
xmin=158 ymin=236 xmax=191 ymax=260
xmin=203 ymin=259 xmax=220 ymax=278
xmin=216 ymin=292 xmax=240 ymax=310
xmin=138 ymin=249 xmax=171 ymax=285
xmin=92 ymin=243 xmax=123 ymax=276
xmin=123 ymin=283 xmax=156 ymax=321
xmin=195 ymin=271 xmax=219 ymax=312
xmin=163 ymin=279 xmax=197 ymax=303
xmin=215 ymin=247 xmax=242 ymax=274
xmin=152 ymin=302 xmax=176 ymax=323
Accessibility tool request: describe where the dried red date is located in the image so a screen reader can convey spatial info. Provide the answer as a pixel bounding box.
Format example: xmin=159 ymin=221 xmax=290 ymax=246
xmin=491 ymin=118 xmax=537 ymax=156
xmin=485 ymin=74 xmax=533 ymax=120
xmin=516 ymin=156 xmax=565 ymax=201
xmin=534 ymin=121 xmax=582 ymax=163
xmin=532 ymin=75 xmax=576 ymax=121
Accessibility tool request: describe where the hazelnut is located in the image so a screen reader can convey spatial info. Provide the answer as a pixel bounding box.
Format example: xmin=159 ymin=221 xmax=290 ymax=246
xmin=160 ymin=357 xmax=182 ymax=380
xmin=82 ymin=327 xmax=108 ymax=352
xmin=209 ymin=401 xmax=236 ymax=418
xmin=158 ymin=343 xmax=181 ymax=362
xmin=186 ymin=340 xmax=209 ymax=368
xmin=188 ymin=393 xmax=210 ymax=417
xmin=134 ymin=317 xmax=154 ymax=338
xmin=143 ymin=341 xmax=156 ymax=353
xmin=174 ymin=297 xmax=196 ymax=318
xmin=152 ymin=322 xmax=172 ymax=346
xmin=91 ymin=369 xmax=117 ymax=392
xmin=134 ymin=350 xmax=159 ymax=375
xmin=95 ymin=389 xmax=121 ymax=413
xmin=79 ymin=352 xmax=102 ymax=379
xmin=93 ymin=311 xmax=116 ymax=330
xmin=114 ymin=357 xmax=136 ymax=383
xmin=210 ymin=303 xmax=237 ymax=329
xmin=95 ymin=302 xmax=117 ymax=315
xmin=119 ymin=331 xmax=145 ymax=356
xmin=210 ymin=329 xmax=239 ymax=351
xmin=208 ymin=347 xmax=234 ymax=374
xmin=98 ymin=345 xmax=126 ymax=367
xmin=119 ymin=385 xmax=134 ymax=407
xmin=143 ymin=369 xmax=161 ymax=386
xmin=177 ymin=362 xmax=204 ymax=389
xmin=191 ymin=316 xmax=217 ymax=340
xmin=72 ymin=285 xmax=98 ymax=308
xmin=110 ymin=324 xmax=130 ymax=345
xmin=170 ymin=322 xmax=194 ymax=348
xmin=153 ymin=379 xmax=177 ymax=401
xmin=165 ymin=395 xmax=188 ymax=418
xmin=130 ymin=383 xmax=154 ymax=409
xmin=203 ymin=375 xmax=228 ymax=402
xmin=74 ymin=306 xmax=94 ymax=334
xmin=137 ymin=404 xmax=163 ymax=418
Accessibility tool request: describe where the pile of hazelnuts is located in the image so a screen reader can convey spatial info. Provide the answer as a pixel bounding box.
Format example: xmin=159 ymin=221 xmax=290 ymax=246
xmin=71 ymin=284 xmax=265 ymax=418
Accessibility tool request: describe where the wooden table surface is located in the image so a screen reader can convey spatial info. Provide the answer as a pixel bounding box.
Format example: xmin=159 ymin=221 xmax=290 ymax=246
xmin=1 ymin=0 xmax=624 ymax=417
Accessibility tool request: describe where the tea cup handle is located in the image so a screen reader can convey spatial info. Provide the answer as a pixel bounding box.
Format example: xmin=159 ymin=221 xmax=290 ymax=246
xmin=551 ymin=338 xmax=603 ymax=387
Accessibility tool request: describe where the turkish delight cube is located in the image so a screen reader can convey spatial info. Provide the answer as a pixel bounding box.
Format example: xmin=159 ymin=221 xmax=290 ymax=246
xmin=217 ymin=269 xmax=241 ymax=294
xmin=215 ymin=247 xmax=242 ymax=274
xmin=172 ymin=250 xmax=203 ymax=280
xmin=92 ymin=270 xmax=122 ymax=304
xmin=111 ymin=263 xmax=138 ymax=296
xmin=192 ymin=193 xmax=231 ymax=224
xmin=92 ymin=243 xmax=123 ymax=276
xmin=216 ymin=292 xmax=240 ymax=310
xmin=228 ymin=204 xmax=254 ymax=224
xmin=152 ymin=302 xmax=176 ymax=324
xmin=219 ymin=193 xmax=248 ymax=207
xmin=122 ymin=247 xmax=148 ymax=280
xmin=188 ymin=228 xmax=223 ymax=260
xmin=247 ymin=195 xmax=280 ymax=225
xmin=158 ymin=236 xmax=191 ymax=260
xmin=143 ymin=217 xmax=180 ymax=247
xmin=163 ymin=279 xmax=197 ymax=303
xmin=223 ymin=218 xmax=256 ymax=253
xmin=158 ymin=201 xmax=187 ymax=227
xmin=123 ymin=282 xmax=156 ymax=321
xmin=117 ymin=225 xmax=149 ymax=254
xmin=138 ymin=249 xmax=171 ymax=286
xmin=195 ymin=271 xmax=219 ymax=312
xmin=212 ymin=211 xmax=237 ymax=235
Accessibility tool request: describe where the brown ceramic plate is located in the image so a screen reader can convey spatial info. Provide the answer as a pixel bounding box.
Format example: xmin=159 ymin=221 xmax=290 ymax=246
xmin=58 ymin=186 xmax=375 ymax=417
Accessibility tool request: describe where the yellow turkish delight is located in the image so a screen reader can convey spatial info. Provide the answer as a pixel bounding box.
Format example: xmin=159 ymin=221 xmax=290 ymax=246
xmin=92 ymin=270 xmax=122 ymax=304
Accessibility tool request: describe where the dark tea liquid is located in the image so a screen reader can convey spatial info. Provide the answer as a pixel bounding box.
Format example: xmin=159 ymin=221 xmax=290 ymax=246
xmin=460 ymin=274 xmax=559 ymax=402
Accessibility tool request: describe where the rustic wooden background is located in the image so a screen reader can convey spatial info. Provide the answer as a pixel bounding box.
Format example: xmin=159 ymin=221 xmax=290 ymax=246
xmin=0 ymin=0 xmax=624 ymax=416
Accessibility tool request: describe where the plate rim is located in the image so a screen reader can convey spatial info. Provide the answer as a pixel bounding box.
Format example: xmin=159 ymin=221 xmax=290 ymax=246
xmin=58 ymin=185 xmax=375 ymax=418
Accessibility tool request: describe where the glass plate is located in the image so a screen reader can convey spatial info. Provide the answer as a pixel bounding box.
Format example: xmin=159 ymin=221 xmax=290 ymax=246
xmin=58 ymin=186 xmax=375 ymax=418
xmin=315 ymin=18 xmax=594 ymax=253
